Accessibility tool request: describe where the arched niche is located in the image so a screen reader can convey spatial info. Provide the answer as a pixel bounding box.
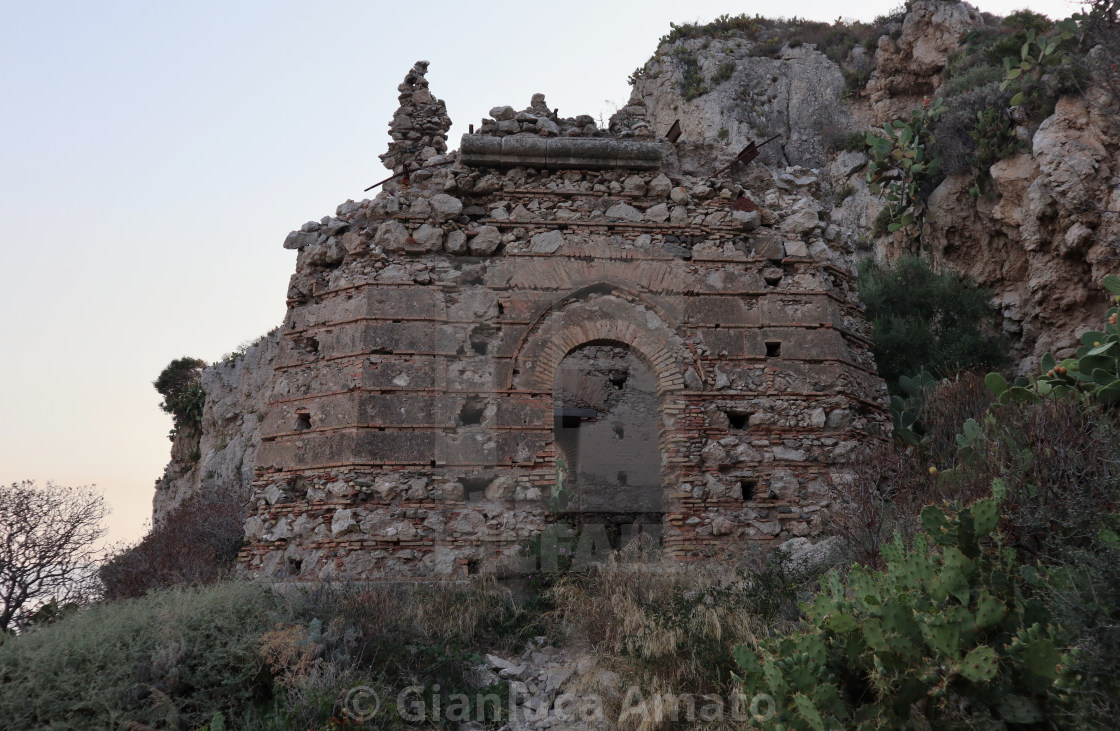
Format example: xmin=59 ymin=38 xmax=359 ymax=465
xmin=508 ymin=286 xmax=694 ymax=548
xmin=553 ymin=341 xmax=664 ymax=531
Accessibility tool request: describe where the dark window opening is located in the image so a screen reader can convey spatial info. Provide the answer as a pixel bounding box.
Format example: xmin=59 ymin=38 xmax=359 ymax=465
xmin=613 ymin=423 xmax=625 ymax=439
xmin=765 ymin=341 xmax=782 ymax=357
xmin=740 ymin=478 xmax=759 ymax=501
xmin=429 ymin=459 xmax=437 ymax=467
xmin=470 ymin=325 xmax=498 ymax=356
xmin=617 ymin=471 xmax=628 ymax=486
xmin=608 ymin=371 xmax=628 ymax=389
xmin=459 ymin=398 xmax=486 ymax=426
xmin=561 ymin=414 xmax=582 ymax=429
xmin=726 ymin=410 xmax=750 ymax=430
xmin=764 ymin=273 xmax=783 ymax=287
xmin=462 ymin=476 xmax=493 ymax=502
xmin=295 ymin=411 xmax=312 ymax=431
xmin=287 ymin=557 xmax=303 ymax=576
xmin=466 ymin=559 xmax=481 ymax=575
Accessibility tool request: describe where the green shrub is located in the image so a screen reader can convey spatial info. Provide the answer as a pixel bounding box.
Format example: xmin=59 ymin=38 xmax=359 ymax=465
xmin=858 ymin=257 xmax=1006 ymax=391
xmin=943 ymin=62 xmax=1004 ymax=97
xmin=0 ymin=582 xmax=281 ymax=729
xmin=672 ymin=48 xmax=706 ymax=100
xmin=734 ymin=486 xmax=1069 ymax=728
xmin=712 ymin=60 xmax=735 ymax=84
xmin=935 ymin=82 xmax=1015 ymax=177
xmin=154 ymin=356 xmax=207 ymax=435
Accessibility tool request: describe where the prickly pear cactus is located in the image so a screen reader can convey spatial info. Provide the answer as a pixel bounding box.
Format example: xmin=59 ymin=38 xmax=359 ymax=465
xmin=733 ymin=484 xmax=1067 ymax=728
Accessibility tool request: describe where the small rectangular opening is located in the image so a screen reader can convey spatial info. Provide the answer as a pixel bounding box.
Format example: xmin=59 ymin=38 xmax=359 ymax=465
xmin=739 ymin=478 xmax=759 ymax=500
xmin=726 ymin=410 xmax=750 ymax=430
xmin=462 ymin=476 xmax=493 ymax=502
xmin=765 ymin=341 xmax=782 ymax=358
xmin=617 ymin=471 xmax=628 ymax=486
xmin=459 ymin=398 xmax=486 ymax=426
xmin=295 ymin=411 xmax=312 ymax=431
xmin=466 ymin=558 xmax=480 ymax=575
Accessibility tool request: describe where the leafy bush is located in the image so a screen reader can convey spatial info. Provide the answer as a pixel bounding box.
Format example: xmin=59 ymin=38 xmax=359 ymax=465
xmin=935 ymin=82 xmax=1016 ymax=177
xmin=154 ymin=356 xmax=207 ymax=435
xmin=100 ymin=487 xmax=249 ymax=600
xmin=0 ymin=582 xmax=281 ymax=729
xmin=942 ymin=62 xmax=1005 ymax=97
xmin=858 ymin=256 xmax=1006 ymax=390
xmin=712 ymin=60 xmax=735 ymax=84
xmin=734 ymin=486 xmax=1069 ymax=729
xmin=969 ymin=106 xmax=1026 ymax=197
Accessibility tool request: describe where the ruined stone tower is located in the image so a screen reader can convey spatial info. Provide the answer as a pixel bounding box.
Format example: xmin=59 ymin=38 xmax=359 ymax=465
xmin=239 ymin=62 xmax=889 ymax=580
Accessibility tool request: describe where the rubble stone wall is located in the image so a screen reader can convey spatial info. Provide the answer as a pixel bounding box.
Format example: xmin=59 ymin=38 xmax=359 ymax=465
xmin=238 ymin=65 xmax=889 ymax=580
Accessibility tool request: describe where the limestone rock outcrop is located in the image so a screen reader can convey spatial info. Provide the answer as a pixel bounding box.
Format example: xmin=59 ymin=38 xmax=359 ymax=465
xmin=634 ymin=39 xmax=850 ymax=170
xmin=152 ymin=330 xmax=280 ymax=523
xmin=922 ymin=93 xmax=1120 ymax=367
xmin=867 ymin=0 xmax=985 ymax=122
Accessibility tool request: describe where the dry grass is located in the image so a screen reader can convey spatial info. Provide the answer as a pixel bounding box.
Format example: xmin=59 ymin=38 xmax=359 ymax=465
xmin=547 ymin=540 xmax=802 ymax=730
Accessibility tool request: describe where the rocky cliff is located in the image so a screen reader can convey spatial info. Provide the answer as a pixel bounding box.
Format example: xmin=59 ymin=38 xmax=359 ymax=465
xmin=632 ymin=1 xmax=1120 ymax=370
xmin=152 ymin=331 xmax=280 ymax=523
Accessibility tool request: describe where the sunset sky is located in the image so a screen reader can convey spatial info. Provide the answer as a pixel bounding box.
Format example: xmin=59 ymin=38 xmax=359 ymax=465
xmin=0 ymin=0 xmax=1081 ymax=545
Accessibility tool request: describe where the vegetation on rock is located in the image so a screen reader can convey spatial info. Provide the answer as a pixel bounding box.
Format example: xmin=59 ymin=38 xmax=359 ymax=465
xmin=858 ymin=256 xmax=1006 ymax=392
xmin=154 ymin=356 xmax=207 ymax=436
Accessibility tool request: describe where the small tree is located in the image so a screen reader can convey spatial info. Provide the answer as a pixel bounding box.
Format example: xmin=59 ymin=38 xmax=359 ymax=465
xmin=0 ymin=481 xmax=108 ymax=632
xmin=154 ymin=357 xmax=207 ymax=435
xmin=858 ymin=256 xmax=1006 ymax=390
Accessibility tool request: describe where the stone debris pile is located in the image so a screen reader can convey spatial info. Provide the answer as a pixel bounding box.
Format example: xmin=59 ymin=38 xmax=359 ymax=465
xmin=379 ymin=60 xmax=451 ymax=175
xmin=479 ymin=93 xmax=601 ymax=139
xmin=607 ymin=90 xmax=654 ymax=139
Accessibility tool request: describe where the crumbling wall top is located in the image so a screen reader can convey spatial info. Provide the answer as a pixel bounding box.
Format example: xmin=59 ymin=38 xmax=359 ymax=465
xmin=379 ymin=60 xmax=451 ymax=175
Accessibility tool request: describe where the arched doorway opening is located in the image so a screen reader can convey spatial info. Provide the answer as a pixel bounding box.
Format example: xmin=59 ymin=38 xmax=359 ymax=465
xmin=552 ymin=342 xmax=664 ymax=547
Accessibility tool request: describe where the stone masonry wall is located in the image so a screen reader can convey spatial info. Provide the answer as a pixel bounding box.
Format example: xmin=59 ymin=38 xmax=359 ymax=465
xmin=238 ymin=64 xmax=889 ymax=581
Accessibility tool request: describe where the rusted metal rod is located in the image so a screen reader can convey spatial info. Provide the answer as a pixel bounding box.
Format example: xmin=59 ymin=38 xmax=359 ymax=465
xmin=710 ymin=134 xmax=781 ymax=178
xmin=363 ymin=159 xmax=456 ymax=192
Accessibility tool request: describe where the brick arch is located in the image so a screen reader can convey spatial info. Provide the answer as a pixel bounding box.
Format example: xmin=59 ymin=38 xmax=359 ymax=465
xmin=506 ymin=282 xmax=693 ymax=395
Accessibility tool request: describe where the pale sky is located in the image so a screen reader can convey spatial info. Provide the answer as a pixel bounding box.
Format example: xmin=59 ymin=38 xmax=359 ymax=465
xmin=0 ymin=0 xmax=1080 ymax=545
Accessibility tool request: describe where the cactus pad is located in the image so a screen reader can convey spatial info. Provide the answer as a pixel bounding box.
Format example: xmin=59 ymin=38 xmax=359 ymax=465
xmin=959 ymin=645 xmax=998 ymax=681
